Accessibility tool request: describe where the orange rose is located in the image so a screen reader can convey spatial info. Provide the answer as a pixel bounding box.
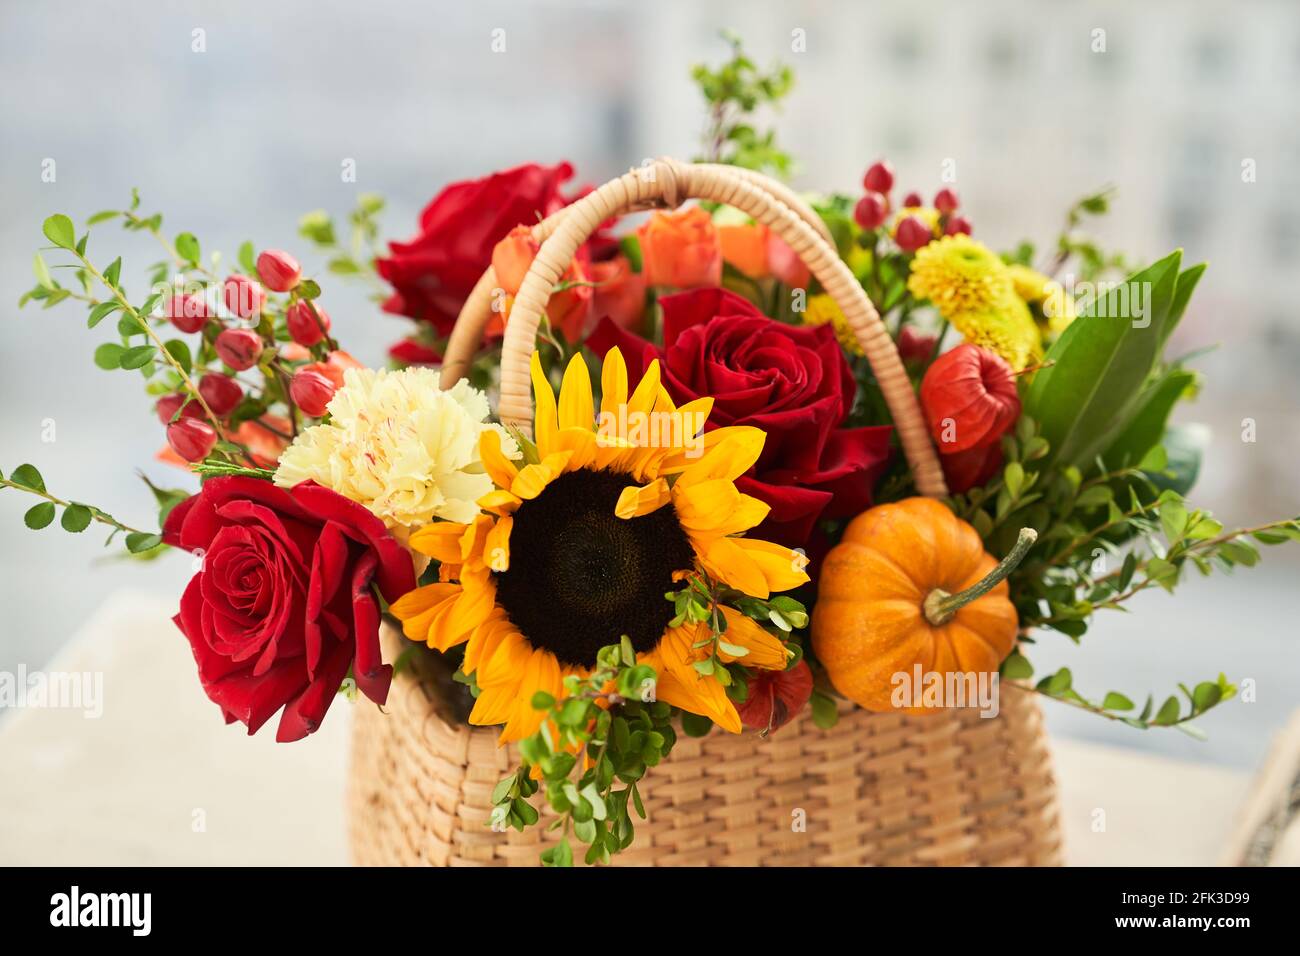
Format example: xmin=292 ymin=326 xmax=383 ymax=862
xmin=718 ymin=223 xmax=770 ymax=280
xmin=548 ymin=258 xmax=593 ymax=342
xmin=637 ymin=207 xmax=722 ymax=289
xmin=491 ymin=224 xmax=540 ymax=295
xmin=489 ymin=223 xmax=592 ymax=342
xmin=589 ymin=255 xmax=647 ymax=332
xmin=766 ymin=233 xmax=810 ymax=289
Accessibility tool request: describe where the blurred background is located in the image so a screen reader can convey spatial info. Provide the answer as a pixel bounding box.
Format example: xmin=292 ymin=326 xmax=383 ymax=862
xmin=1 ymin=0 xmax=1296 ymax=774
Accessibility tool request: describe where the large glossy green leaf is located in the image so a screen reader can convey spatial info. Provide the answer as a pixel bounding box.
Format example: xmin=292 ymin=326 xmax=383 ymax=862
xmin=1160 ymin=262 xmax=1205 ymax=350
xmin=1102 ymin=367 xmax=1198 ymax=470
xmin=1026 ymin=250 xmax=1182 ymax=471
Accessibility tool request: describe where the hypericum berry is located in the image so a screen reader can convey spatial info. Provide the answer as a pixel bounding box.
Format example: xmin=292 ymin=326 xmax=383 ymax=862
xmin=862 ymin=160 xmax=894 ymax=195
xmin=290 ymin=368 xmax=336 ymax=417
xmin=166 ymin=418 xmax=218 ymax=463
xmin=902 ymin=191 xmax=923 ymax=208
xmin=285 ymin=301 xmax=332 ymax=347
xmin=895 ymin=216 xmax=932 ymax=252
xmin=214 ymin=328 xmax=264 ymax=371
xmin=934 ymin=188 xmax=960 ymax=215
xmin=198 ymin=372 xmax=243 ymax=417
xmin=854 ymin=192 xmax=889 ymax=230
xmin=255 ymin=249 xmax=301 ymax=293
xmin=945 ymin=216 xmax=973 ymax=236
xmin=223 ymin=274 xmax=265 ymax=319
xmin=165 ymin=293 xmax=210 ymax=333
xmin=155 ymin=392 xmax=203 ymax=424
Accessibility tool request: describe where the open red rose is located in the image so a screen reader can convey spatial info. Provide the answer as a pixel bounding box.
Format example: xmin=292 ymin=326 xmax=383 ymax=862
xmin=163 ymin=476 xmax=415 ymax=742
xmin=588 ymin=288 xmax=892 ymax=548
xmin=376 ymin=161 xmax=577 ymax=337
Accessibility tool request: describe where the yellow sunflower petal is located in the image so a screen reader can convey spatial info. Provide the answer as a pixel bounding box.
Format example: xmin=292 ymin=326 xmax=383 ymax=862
xmin=407 ymin=522 xmax=469 ymax=563
xmin=674 ymin=479 xmax=771 ymax=539
xmin=600 ymin=346 xmax=629 ymax=416
xmin=500 ymin=648 xmax=563 ymax=742
xmin=716 ymin=607 xmax=791 ymax=670
xmin=675 ymin=426 xmax=766 ymax=488
xmin=552 ymin=426 xmax=598 ymax=471
xmin=615 ymin=478 xmax=671 ymax=519
xmin=627 ymin=358 xmax=661 ymax=417
xmin=530 ymin=351 xmax=559 ymax=457
xmin=557 ymin=352 xmax=595 ymax=431
xmin=511 ymin=450 xmax=573 ymax=499
xmin=477 ymin=627 xmax=533 ymax=688
xmin=649 ymin=630 xmax=743 ymax=734
xmin=470 ymin=682 xmax=518 ymax=727
xmin=478 ymin=488 xmax=522 ymax=517
xmin=459 ymin=514 xmax=494 ymax=563
xmin=484 ymin=515 xmax=512 ymax=572
xmin=426 ymin=567 xmax=497 ymax=651
xmin=390 ymin=583 xmax=460 ymax=643
xmin=462 ymin=612 xmax=515 ymax=676
xmin=479 ymin=428 xmax=519 ymax=489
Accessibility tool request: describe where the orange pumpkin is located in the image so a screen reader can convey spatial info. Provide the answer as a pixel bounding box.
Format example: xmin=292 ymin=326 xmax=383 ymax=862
xmin=811 ymin=497 xmax=1033 ymax=713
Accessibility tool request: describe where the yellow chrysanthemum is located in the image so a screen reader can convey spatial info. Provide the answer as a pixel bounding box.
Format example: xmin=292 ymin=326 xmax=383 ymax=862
xmin=949 ymin=293 xmax=1043 ymax=371
xmin=390 ymin=349 xmax=808 ymax=742
xmin=801 ymin=293 xmax=863 ymax=356
xmin=906 ymin=234 xmax=1014 ymax=319
xmin=273 ymin=368 xmax=517 ymax=541
xmin=1007 ymin=263 xmax=1076 ymax=336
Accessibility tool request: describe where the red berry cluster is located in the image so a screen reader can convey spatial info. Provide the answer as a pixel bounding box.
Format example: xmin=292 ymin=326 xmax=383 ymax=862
xmin=853 ymin=160 xmax=972 ymax=252
xmin=157 ymin=248 xmax=342 ymax=462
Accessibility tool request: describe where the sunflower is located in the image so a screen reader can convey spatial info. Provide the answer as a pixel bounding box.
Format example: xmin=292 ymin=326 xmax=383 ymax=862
xmin=390 ymin=348 xmax=809 ymax=741
xmin=906 ymin=234 xmax=1013 ymax=319
xmin=1007 ymin=263 xmax=1075 ymax=336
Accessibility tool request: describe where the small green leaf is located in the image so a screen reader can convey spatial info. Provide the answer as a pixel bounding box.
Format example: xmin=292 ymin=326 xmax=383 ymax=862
xmin=60 ymin=504 xmax=93 ymax=533
xmin=87 ymin=301 xmax=122 ymax=328
xmin=104 ymin=256 xmax=122 ymax=287
xmin=1001 ymin=652 xmax=1034 ymax=680
xmin=125 ymin=532 xmax=163 ymax=553
xmin=238 ymin=241 xmax=257 ymax=274
xmin=1101 ymin=691 xmax=1134 ymax=711
xmin=24 ymin=502 xmax=56 ymax=529
xmin=164 ymin=339 xmax=192 ymax=374
xmin=86 ymin=210 xmax=120 ymax=225
xmin=174 ymin=232 xmax=200 ymax=264
xmin=810 ymin=690 xmax=839 ymax=729
xmin=10 ymin=463 xmax=46 ymax=492
xmin=119 ymin=345 xmax=156 ymax=370
xmin=1153 ymin=695 xmax=1181 ymax=725
xmin=33 ymin=253 xmax=54 ymax=290
xmin=43 ymin=214 xmax=76 ymax=249
xmin=93 ymin=343 xmax=125 ymax=370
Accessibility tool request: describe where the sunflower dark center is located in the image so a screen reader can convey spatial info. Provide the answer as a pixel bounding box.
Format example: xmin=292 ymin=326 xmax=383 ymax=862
xmin=493 ymin=468 xmax=695 ymax=667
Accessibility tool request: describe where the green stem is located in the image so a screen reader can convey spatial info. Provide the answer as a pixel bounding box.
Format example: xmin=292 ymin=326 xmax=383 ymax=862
xmin=1 ymin=478 xmax=147 ymax=536
xmin=74 ymin=250 xmax=222 ymax=430
xmin=923 ymin=527 xmax=1038 ymax=625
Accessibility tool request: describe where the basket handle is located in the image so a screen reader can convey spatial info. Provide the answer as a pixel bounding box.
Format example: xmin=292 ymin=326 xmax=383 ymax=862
xmin=440 ymin=158 xmax=948 ymax=498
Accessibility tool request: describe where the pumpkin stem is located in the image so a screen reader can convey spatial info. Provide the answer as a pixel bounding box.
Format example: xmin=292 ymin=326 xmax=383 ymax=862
xmin=923 ymin=527 xmax=1038 ymax=626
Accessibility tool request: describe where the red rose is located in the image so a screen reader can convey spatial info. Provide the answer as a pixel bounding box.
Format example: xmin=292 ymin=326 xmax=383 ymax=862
xmin=376 ymin=161 xmax=577 ymax=337
xmin=163 ymin=477 xmax=415 ymax=742
xmin=588 ymin=288 xmax=892 ymax=548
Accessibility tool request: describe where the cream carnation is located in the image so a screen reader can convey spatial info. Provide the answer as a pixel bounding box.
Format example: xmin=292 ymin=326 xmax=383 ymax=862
xmin=274 ymin=367 xmax=516 ymax=536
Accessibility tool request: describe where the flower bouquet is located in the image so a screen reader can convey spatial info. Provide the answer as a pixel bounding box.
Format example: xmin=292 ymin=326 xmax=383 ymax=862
xmin=9 ymin=43 xmax=1297 ymax=867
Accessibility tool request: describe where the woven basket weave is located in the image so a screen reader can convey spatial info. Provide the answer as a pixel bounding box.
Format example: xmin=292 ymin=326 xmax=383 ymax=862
xmin=347 ymin=159 xmax=1065 ymax=866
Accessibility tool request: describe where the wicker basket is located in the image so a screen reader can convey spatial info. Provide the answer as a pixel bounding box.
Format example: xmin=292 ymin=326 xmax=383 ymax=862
xmin=348 ymin=159 xmax=1065 ymax=866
